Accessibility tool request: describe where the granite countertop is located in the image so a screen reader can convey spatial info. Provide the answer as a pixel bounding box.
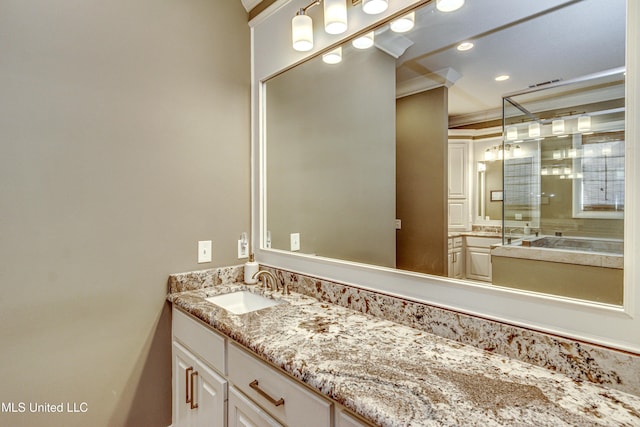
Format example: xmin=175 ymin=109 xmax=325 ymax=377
xmin=449 ymin=231 xmax=502 ymax=238
xmin=168 ymin=283 xmax=640 ymax=427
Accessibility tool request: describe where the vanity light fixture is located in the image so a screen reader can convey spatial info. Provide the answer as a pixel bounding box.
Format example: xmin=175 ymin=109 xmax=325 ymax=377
xmin=390 ymin=11 xmax=415 ymax=33
xmin=436 ymin=0 xmax=465 ymax=12
xmin=552 ymin=119 xmax=565 ymax=135
xmin=578 ymin=115 xmax=591 ymax=132
xmin=456 ymin=41 xmax=474 ymax=51
xmin=292 ymin=8 xmax=315 ymax=51
xmin=506 ymin=126 xmax=518 ymax=141
xmin=292 ymin=0 xmax=348 ymax=52
xmin=484 ymin=148 xmax=494 ymax=161
xmin=352 ymin=31 xmax=375 ymax=49
xmin=513 ymin=145 xmax=522 ymax=157
xmin=324 ymin=0 xmax=348 ymax=34
xmin=528 ymin=122 xmax=541 ymax=138
xmin=322 ymin=46 xmax=342 ymax=64
xmin=362 ymin=0 xmax=388 ymax=15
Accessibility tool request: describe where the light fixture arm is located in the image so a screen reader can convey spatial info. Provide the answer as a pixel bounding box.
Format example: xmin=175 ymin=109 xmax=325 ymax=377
xmin=298 ymin=0 xmax=321 ymax=16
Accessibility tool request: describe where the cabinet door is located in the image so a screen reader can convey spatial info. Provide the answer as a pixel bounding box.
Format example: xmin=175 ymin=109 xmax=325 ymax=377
xmin=174 ymin=341 xmax=227 ymax=427
xmin=195 ymin=358 xmax=227 ymax=427
xmin=174 ymin=342 xmax=198 ymax=427
xmin=452 ymin=248 xmax=463 ymax=279
xmin=466 ymin=247 xmax=492 ymax=281
xmin=448 ymin=200 xmax=468 ymax=229
xmin=448 ymin=143 xmax=468 ymax=198
xmin=228 ymin=386 xmax=283 ymax=427
xmin=335 ymin=406 xmax=374 ymax=427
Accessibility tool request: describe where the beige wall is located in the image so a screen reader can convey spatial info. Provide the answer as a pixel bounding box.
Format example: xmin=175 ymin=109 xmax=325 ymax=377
xmin=0 ymin=1 xmax=250 ymax=426
xmin=396 ymin=87 xmax=448 ymax=275
xmin=266 ymin=48 xmax=397 ymax=267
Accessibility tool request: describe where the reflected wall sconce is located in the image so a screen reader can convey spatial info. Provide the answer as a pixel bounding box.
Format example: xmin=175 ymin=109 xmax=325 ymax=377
xmin=436 ymin=0 xmax=465 ymax=12
xmin=322 ymin=46 xmax=342 ymax=64
xmin=352 ymin=31 xmax=375 ymax=49
xmin=390 ymin=11 xmax=415 ymax=33
xmin=552 ymin=119 xmax=565 ymax=135
xmin=578 ymin=115 xmax=591 ymax=132
xmin=362 ymin=0 xmax=388 ymax=14
xmin=506 ymin=126 xmax=518 ymax=141
xmin=528 ymin=122 xmax=541 ymax=138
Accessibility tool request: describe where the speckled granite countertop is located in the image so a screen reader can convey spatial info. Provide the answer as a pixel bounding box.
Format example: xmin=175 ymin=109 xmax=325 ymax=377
xmin=168 ymin=283 xmax=640 ymax=427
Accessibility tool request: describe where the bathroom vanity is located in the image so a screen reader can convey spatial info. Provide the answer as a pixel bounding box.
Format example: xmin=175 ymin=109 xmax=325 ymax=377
xmin=168 ymin=268 xmax=640 ymax=427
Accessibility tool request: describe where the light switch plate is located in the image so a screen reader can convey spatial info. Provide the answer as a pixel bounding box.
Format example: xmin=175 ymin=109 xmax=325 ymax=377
xmin=198 ymin=240 xmax=212 ymax=263
xmin=290 ymin=233 xmax=300 ymax=251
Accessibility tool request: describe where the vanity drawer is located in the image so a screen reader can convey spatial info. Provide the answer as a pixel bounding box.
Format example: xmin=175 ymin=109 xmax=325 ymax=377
xmin=465 ymin=236 xmax=501 ymax=248
xmin=228 ymin=342 xmax=332 ymax=427
xmin=172 ymin=307 xmax=226 ymax=375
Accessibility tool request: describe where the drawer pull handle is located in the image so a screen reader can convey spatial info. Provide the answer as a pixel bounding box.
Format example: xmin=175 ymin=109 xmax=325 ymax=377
xmin=190 ymin=370 xmax=199 ymax=409
xmin=249 ymin=380 xmax=285 ymax=407
xmin=186 ymin=367 xmax=193 ymax=404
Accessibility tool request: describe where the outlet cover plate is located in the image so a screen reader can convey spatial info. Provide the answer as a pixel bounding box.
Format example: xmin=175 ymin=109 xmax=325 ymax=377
xmin=290 ymin=233 xmax=300 ymax=251
xmin=198 ymin=240 xmax=212 ymax=263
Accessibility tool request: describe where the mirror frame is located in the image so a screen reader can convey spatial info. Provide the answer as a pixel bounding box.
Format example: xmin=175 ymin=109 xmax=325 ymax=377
xmin=250 ymin=0 xmax=640 ymax=353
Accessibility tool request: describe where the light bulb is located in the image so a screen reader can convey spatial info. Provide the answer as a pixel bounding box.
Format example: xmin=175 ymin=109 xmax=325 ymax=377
xmin=292 ymin=14 xmax=313 ymax=52
xmin=390 ymin=12 xmax=415 ymax=33
xmin=352 ymin=31 xmax=374 ymax=49
xmin=324 ymin=0 xmax=348 ymax=35
xmin=362 ymin=0 xmax=388 ymax=14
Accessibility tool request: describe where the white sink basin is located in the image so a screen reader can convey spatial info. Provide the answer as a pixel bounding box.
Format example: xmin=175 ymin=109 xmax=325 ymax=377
xmin=205 ymin=291 xmax=280 ymax=315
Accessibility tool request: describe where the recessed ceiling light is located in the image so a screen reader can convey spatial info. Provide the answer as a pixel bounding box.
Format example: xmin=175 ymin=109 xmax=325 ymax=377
xmin=456 ymin=42 xmax=474 ymax=51
xmin=495 ymin=75 xmax=510 ymax=82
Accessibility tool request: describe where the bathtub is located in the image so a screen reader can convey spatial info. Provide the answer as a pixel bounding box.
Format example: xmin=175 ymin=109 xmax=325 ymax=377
xmin=526 ymin=236 xmax=623 ymax=255
xmin=490 ymin=235 xmax=624 ymax=305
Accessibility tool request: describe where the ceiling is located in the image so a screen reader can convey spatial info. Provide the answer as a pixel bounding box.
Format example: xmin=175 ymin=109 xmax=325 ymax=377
xmin=391 ymin=0 xmax=626 ymax=124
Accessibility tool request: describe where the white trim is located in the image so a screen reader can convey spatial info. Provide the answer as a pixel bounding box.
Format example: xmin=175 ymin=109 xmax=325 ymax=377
xmin=251 ymin=0 xmax=640 ymax=353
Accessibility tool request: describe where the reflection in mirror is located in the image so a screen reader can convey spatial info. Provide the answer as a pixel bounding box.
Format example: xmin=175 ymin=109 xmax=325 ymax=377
xmin=493 ymin=69 xmax=625 ymax=304
xmin=264 ymin=0 xmax=626 ymax=304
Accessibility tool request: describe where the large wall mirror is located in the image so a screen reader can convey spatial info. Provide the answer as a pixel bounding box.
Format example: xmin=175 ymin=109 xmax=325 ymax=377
xmin=263 ymin=0 xmax=626 ymax=305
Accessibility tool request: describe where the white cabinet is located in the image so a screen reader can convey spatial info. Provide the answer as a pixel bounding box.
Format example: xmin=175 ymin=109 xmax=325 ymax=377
xmin=172 ymin=307 xmax=338 ymax=427
xmin=172 ymin=309 xmax=228 ymax=427
xmin=335 ymin=406 xmax=374 ymax=427
xmin=173 ymin=342 xmax=227 ymax=427
xmin=447 ymin=237 xmax=463 ymax=279
xmin=227 ymin=342 xmax=332 ymax=427
xmin=228 ymin=386 xmax=282 ymax=427
xmin=464 ymin=236 xmax=501 ymax=282
xmin=448 ymin=141 xmax=470 ymax=231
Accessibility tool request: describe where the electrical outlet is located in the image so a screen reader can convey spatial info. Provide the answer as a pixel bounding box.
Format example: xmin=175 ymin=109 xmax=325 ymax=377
xmin=290 ymin=233 xmax=300 ymax=251
xmin=198 ymin=240 xmax=212 ymax=263
xmin=238 ymin=239 xmax=248 ymax=258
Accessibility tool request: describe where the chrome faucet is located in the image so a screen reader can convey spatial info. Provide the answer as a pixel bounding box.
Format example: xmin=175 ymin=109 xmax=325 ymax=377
xmin=252 ymin=270 xmax=278 ymax=292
